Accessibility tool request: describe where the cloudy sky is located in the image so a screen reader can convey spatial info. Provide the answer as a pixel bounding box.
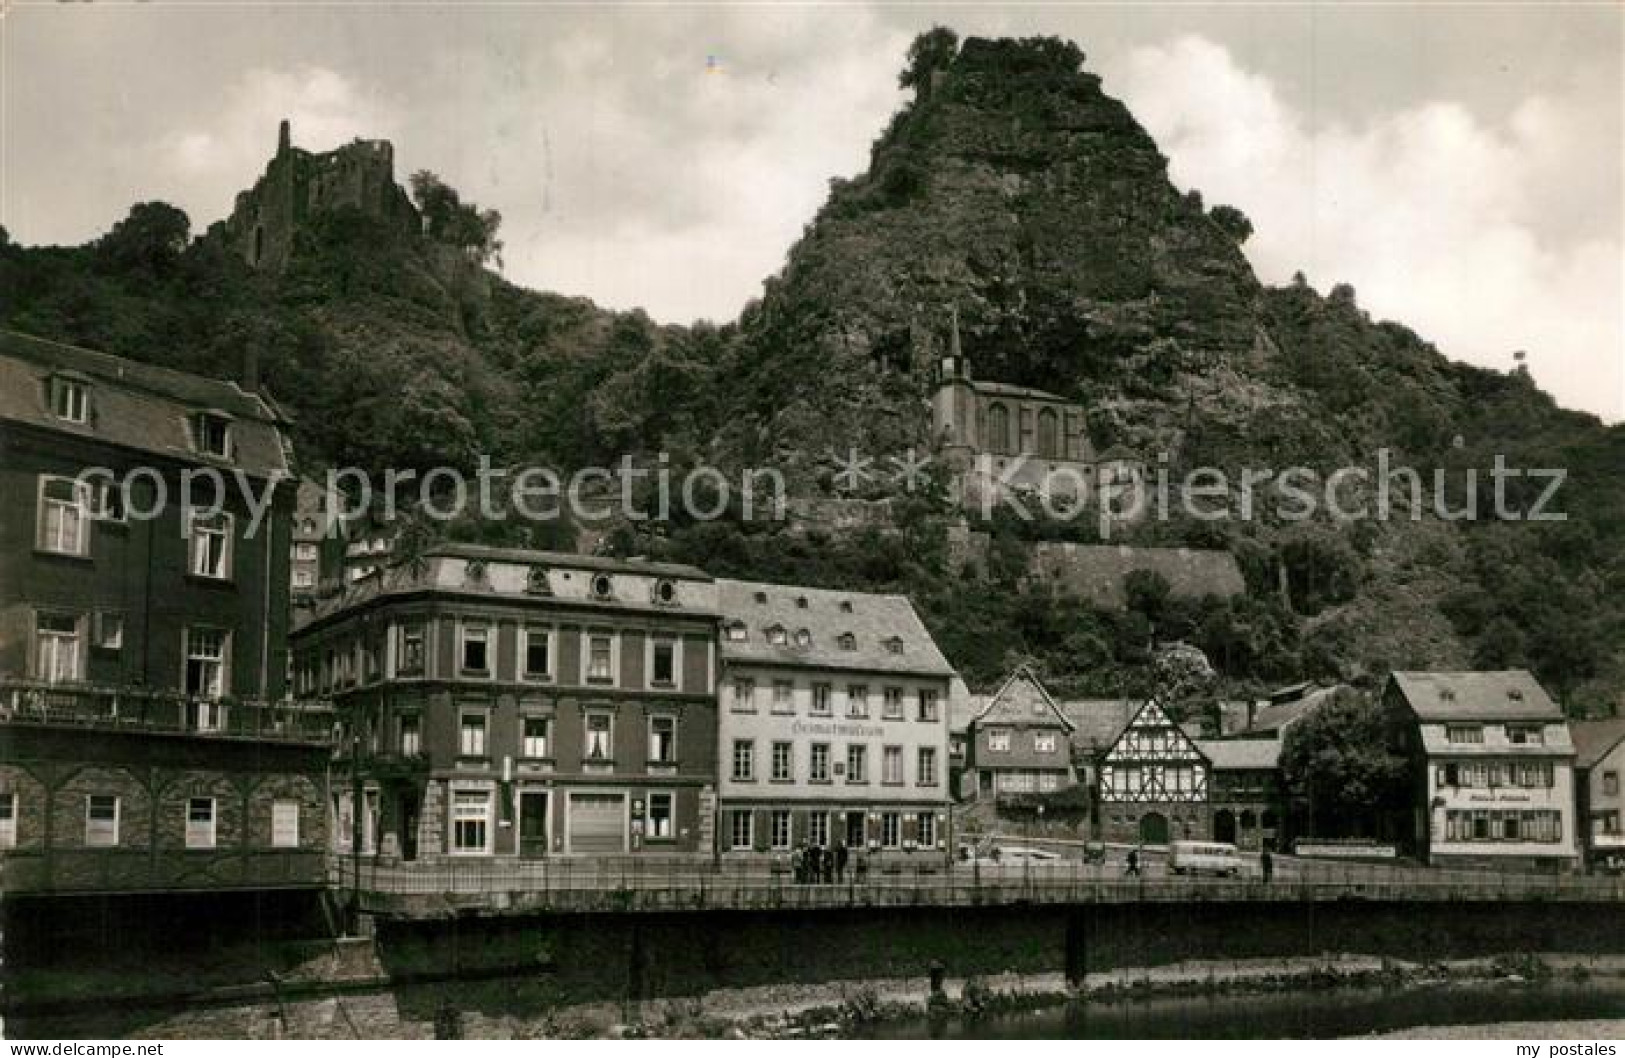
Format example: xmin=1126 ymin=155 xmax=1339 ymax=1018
xmin=3 ymin=2 xmax=1621 ymax=421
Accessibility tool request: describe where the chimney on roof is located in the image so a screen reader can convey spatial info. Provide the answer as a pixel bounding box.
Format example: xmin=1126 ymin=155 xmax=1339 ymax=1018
xmin=278 ymin=119 xmax=291 ymax=156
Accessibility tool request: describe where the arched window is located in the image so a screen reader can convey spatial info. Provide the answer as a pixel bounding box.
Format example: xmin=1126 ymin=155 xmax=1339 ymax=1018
xmin=1037 ymin=408 xmax=1059 ymax=459
xmin=987 ymin=403 xmax=1010 ymax=455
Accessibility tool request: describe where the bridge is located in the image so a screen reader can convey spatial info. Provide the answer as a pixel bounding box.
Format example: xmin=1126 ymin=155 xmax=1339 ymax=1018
xmin=337 ymin=855 xmax=1625 ymax=919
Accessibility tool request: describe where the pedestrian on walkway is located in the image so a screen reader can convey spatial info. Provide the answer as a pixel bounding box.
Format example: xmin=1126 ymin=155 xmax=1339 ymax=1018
xmin=835 ymin=841 xmax=849 ymax=883
xmin=1261 ymin=848 xmax=1274 ymax=883
xmin=1125 ymin=847 xmax=1141 ymax=877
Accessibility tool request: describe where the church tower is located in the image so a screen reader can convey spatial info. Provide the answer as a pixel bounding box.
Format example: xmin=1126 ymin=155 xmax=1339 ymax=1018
xmin=931 ymin=307 xmax=978 ymax=465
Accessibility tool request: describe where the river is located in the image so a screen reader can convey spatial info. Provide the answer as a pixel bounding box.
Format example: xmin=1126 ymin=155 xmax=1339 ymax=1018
xmin=862 ymin=980 xmax=1625 ymax=1040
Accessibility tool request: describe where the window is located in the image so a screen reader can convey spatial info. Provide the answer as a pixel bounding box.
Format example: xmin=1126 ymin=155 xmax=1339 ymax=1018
xmin=522 ymin=715 xmax=551 ymax=759
xmin=523 ymin=628 xmax=552 ymax=680
xmin=398 ymin=622 xmax=426 ymax=677
xmin=1606 ymin=771 xmax=1620 ymax=797
xmin=732 ymin=740 xmax=755 ymax=782
xmin=731 ymin=678 xmax=756 ymax=713
xmin=883 ymin=687 xmax=904 ymax=720
xmin=772 ymin=681 xmax=795 ymax=715
xmin=988 ymin=730 xmax=1011 ymax=752
xmin=884 ymin=637 xmax=904 ymax=655
xmin=184 ymin=627 xmax=227 ymax=699
xmin=587 ymin=634 xmax=614 ymax=683
xmin=771 ymin=741 xmax=793 ymax=782
xmin=271 ymin=801 xmax=300 ymax=848
xmin=85 ymin=794 xmax=119 ymax=847
xmin=917 ymin=812 xmax=936 ymax=848
xmin=460 ymin=623 xmax=490 ymax=674
xmin=837 ymin=633 xmax=857 ymax=651
xmin=1446 ymin=725 xmax=1484 ymax=744
xmin=187 ymin=512 xmax=232 ymax=579
xmin=185 ymin=797 xmax=217 ymax=849
xmin=293 ymin=542 xmax=318 ymax=562
xmin=647 ymin=793 xmax=674 ymax=840
xmin=846 ymin=744 xmax=867 ymax=784
xmin=650 ymin=638 xmax=676 ymax=686
xmin=649 ymin=716 xmax=677 ymax=763
xmin=771 ymin=809 xmax=792 ymax=850
xmin=794 ymin=628 xmax=812 ymax=648
xmin=918 ymin=747 xmax=938 ymax=787
xmin=810 ymin=743 xmax=831 ymax=782
xmin=918 ymin=690 xmax=940 ymax=723
xmin=399 ymin=714 xmax=422 ymax=757
xmin=881 ymin=812 xmax=901 ymax=848
xmin=730 ymin=810 xmax=753 ymax=850
xmin=1507 ymin=724 xmax=1545 ymax=745
xmin=458 ymin=713 xmax=488 ymax=757
xmin=725 ymin=621 xmax=747 ymax=642
xmin=591 ymin=573 xmax=614 ymax=599
xmin=812 ymin=684 xmax=832 ymax=716
xmin=292 ymin=569 xmax=315 ymax=589
xmin=452 ymin=790 xmax=490 ymax=853
xmin=192 ymin=412 xmax=232 ymax=458
xmin=34 ymin=613 xmax=81 ymax=684
xmin=37 ymin=476 xmax=90 ymax=556
xmin=883 ymin=745 xmax=903 ymax=784
xmin=807 ymin=811 xmax=829 ymax=848
xmin=0 ymin=792 xmax=14 ymax=848
xmin=1034 ymin=733 xmax=1058 ymax=753
xmin=767 ymin=625 xmax=787 ymax=646
xmin=654 ymin=579 xmax=677 ymax=605
xmin=51 ymin=376 xmax=88 ymax=422
xmin=847 ymin=685 xmax=869 ymax=718
xmin=585 ymin=714 xmax=613 ymax=761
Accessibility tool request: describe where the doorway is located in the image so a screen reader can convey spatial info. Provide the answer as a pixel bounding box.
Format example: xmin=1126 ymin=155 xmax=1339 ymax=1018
xmin=1214 ymin=809 xmax=1237 ymax=845
xmin=845 ymin=811 xmax=867 ymax=850
xmin=1138 ymin=811 xmax=1169 ymax=846
xmin=519 ymin=791 xmax=550 ymax=859
xmin=399 ymin=792 xmax=420 ymax=861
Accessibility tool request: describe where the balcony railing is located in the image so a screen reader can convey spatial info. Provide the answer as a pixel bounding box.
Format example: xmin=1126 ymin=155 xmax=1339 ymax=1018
xmin=0 ymin=679 xmax=335 ymax=744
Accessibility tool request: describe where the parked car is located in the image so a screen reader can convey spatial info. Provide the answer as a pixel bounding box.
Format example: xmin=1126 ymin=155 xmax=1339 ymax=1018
xmin=1168 ymin=840 xmax=1242 ymax=877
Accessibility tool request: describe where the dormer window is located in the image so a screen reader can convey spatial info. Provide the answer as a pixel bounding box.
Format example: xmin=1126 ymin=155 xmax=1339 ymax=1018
xmin=525 ymin=566 xmax=552 ymax=595
xmin=884 ymin=636 xmax=904 ymax=655
xmin=753 ymin=591 xmax=768 ymax=604
xmin=191 ymin=412 xmax=232 ymax=459
xmin=767 ymin=625 xmax=788 ymax=646
xmin=795 ymin=596 xmax=808 ymax=609
xmin=590 ymin=573 xmax=614 ymax=600
xmin=50 ymin=375 xmax=89 ymax=423
xmin=725 ymin=621 xmax=748 ymax=642
xmin=838 ymin=600 xmax=854 ymax=613
xmin=837 ymin=632 xmax=856 ymax=651
xmin=794 ymin=628 xmax=812 ymax=648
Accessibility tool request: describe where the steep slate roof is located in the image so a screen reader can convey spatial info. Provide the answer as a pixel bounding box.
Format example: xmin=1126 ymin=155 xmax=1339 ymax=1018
xmin=1026 ymin=543 xmax=1245 ymax=609
xmin=1572 ymin=718 xmax=1625 ymax=770
xmin=1059 ymin=699 xmax=1139 ymax=756
xmin=1389 ymin=670 xmax=1563 ymax=722
xmin=1246 ymin=685 xmax=1344 ymax=734
xmin=971 ymin=665 xmax=1074 ymax=730
xmin=716 ymin=579 xmax=956 ymax=678
xmin=0 ymin=330 xmax=290 ymax=478
xmin=1194 ymin=738 xmax=1282 ymax=771
xmin=970 ymin=379 xmax=1073 ymax=404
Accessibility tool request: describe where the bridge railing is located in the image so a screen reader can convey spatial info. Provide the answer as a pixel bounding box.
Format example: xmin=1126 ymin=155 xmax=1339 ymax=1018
xmin=331 ymin=855 xmax=1625 ymax=906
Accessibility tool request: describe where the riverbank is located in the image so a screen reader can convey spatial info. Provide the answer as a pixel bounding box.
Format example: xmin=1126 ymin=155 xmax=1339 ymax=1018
xmin=23 ymin=952 xmax=1620 ymax=1039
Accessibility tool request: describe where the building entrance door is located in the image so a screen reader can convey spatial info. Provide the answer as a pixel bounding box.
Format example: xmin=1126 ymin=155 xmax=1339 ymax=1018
xmin=845 ymin=811 xmax=867 ymax=850
xmin=1213 ymin=809 xmax=1237 ymax=845
xmin=1139 ymin=811 xmax=1169 ymax=846
xmin=519 ymin=791 xmax=550 ymax=859
xmin=399 ymin=792 xmax=419 ymax=861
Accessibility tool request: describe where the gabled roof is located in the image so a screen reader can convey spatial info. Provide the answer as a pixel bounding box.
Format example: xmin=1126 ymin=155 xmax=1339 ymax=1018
xmin=1103 ymin=699 xmax=1204 ymax=761
xmin=971 ymin=665 xmax=1074 ymax=731
xmin=1572 ymin=718 xmax=1625 ymax=770
xmin=1388 ymin=670 xmax=1563 ymax=723
xmin=1194 ymin=738 xmax=1281 ymax=771
xmin=1058 ymin=699 xmax=1139 ymax=754
xmin=970 ymin=379 xmax=1072 ymax=404
xmin=0 ymin=330 xmax=290 ymax=478
xmin=716 ymin=579 xmax=956 ymax=678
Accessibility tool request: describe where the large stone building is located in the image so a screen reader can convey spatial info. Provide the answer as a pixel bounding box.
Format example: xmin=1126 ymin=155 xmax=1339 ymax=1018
xmin=715 ymin=579 xmax=955 ymax=860
xmin=217 ymin=120 xmax=419 ymax=273
xmin=0 ymin=330 xmax=330 ymax=895
xmin=1385 ymin=671 xmax=1579 ymax=871
xmin=291 ymin=546 xmax=719 ymax=862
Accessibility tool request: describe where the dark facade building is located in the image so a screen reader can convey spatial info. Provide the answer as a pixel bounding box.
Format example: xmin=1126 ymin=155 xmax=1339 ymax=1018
xmin=0 ymin=330 xmax=330 ymax=894
xmin=960 ymin=666 xmax=1077 ymax=801
xmin=291 ymin=545 xmax=720 ymax=863
xmin=1193 ymin=738 xmax=1283 ymax=851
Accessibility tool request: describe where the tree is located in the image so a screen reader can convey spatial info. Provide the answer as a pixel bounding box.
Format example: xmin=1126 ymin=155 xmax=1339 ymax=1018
xmin=1123 ymin=569 xmax=1172 ymax=635
xmin=409 ymin=171 xmax=504 ymax=267
xmin=1279 ymin=690 xmax=1410 ymax=840
xmin=95 ymin=202 xmax=191 ymax=278
xmin=899 ymin=27 xmax=958 ymax=90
